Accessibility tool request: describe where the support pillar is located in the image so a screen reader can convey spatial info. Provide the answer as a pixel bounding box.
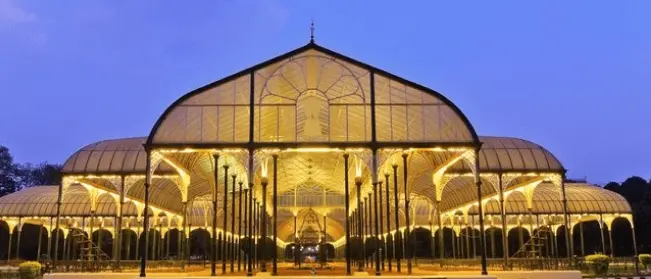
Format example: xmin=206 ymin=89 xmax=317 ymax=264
xmin=231 ymin=174 xmax=237 ymax=273
xmin=37 ymin=224 xmax=44 ymax=261
xmin=560 ymin=176 xmax=571 ymax=264
xmin=384 ymin=173 xmax=392 ymax=272
xmin=472 ymin=217 xmax=477 ymax=257
xmin=579 ymin=221 xmax=585 ymax=256
xmin=272 ymin=154 xmax=278 ymax=275
xmin=401 ymin=153 xmax=412 ymax=274
xmin=373 ymin=181 xmax=381 ymax=275
xmin=139 ymin=149 xmax=152 ymax=278
xmin=391 ymin=163 xmax=401 ymax=272
xmin=245 ymin=181 xmax=252 ymax=276
xmin=135 ymin=219 xmax=141 ymax=262
xmin=253 ymin=199 xmax=258 ymax=269
xmin=222 ymin=164 xmax=230 ymax=274
xmin=631 ymin=222 xmax=639 ymax=275
xmin=6 ymin=225 xmax=12 ymax=263
xmin=450 ymin=223 xmax=458 ymax=259
xmin=211 ymin=154 xmax=219 ymax=277
xmin=117 ymin=175 xmax=125 ymax=269
xmin=465 ymin=223 xmax=471 ymax=258
xmin=608 ymin=228 xmax=614 ymax=257
xmin=293 ymin=215 xmax=298 ymax=267
xmin=490 ymin=225 xmax=496 ymax=258
xmin=437 ymin=204 xmax=444 ymax=260
xmin=89 ymin=213 xmax=95 ymax=263
xmin=177 ymin=227 xmax=182 ymax=261
xmin=599 ymin=215 xmax=606 ymax=254
xmin=247 ymin=180 xmax=254 ymax=276
xmin=343 ymin=154 xmax=352 ymax=275
xmin=355 ymin=175 xmax=364 ymax=272
xmin=53 ymin=186 xmax=64 ymax=269
xmin=473 ymin=150 xmax=487 ymax=275
xmin=236 ymin=182 xmax=242 ymax=272
xmin=126 ymin=227 xmax=132 ymax=260
xmin=498 ymin=174 xmax=508 ymax=269
xmin=365 ymin=195 xmax=370 ymax=268
xmin=47 ymin=218 xmax=53 ymax=262
xmin=378 ymin=181 xmax=385 ymax=271
xmin=260 ymin=177 xmax=268 ymax=273
xmin=16 ymin=225 xmax=22 ymax=260
xmin=166 ymin=229 xmax=171 ymax=259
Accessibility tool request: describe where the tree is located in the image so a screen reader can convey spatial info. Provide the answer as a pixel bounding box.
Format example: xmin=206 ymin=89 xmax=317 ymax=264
xmin=604 ymin=181 xmax=620 ymax=191
xmin=16 ymin=162 xmax=63 ymax=187
xmin=605 ymin=176 xmax=651 ymax=254
xmin=0 ymin=145 xmax=19 ymax=197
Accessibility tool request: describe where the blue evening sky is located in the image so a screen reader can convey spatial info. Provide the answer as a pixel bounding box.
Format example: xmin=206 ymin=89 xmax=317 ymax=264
xmin=1 ymin=1 xmax=649 ymax=184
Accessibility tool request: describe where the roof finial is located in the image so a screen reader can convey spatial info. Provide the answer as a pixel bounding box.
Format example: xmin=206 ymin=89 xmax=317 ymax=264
xmin=310 ymin=18 xmax=315 ymax=44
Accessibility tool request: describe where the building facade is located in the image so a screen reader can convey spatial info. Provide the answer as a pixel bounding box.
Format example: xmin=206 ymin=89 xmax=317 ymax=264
xmin=0 ymin=42 xmax=635 ymax=276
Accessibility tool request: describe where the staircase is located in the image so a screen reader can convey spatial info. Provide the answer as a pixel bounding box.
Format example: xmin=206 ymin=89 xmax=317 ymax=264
xmin=511 ymin=227 xmax=551 ymax=259
xmin=72 ymin=231 xmax=111 ymax=262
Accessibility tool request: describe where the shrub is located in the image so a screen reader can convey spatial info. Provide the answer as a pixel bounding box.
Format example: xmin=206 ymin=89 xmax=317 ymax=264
xmin=640 ymin=254 xmax=651 ymax=268
xmin=18 ymin=261 xmax=41 ymax=279
xmin=585 ymin=254 xmax=610 ymax=276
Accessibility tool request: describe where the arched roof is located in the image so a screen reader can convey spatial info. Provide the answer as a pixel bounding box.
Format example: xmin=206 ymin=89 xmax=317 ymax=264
xmin=62 ymin=137 xmax=174 ymax=174
xmin=146 ymin=42 xmax=479 ymax=146
xmin=0 ymin=185 xmax=138 ymax=217
xmin=471 ymin=183 xmax=631 ymax=215
xmin=448 ymin=136 xmax=564 ymax=173
xmin=0 ymin=185 xmax=238 ymax=228
xmin=61 ymin=136 xmax=563 ymax=176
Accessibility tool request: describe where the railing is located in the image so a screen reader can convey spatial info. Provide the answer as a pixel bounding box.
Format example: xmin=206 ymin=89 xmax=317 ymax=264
xmin=415 ymin=256 xmax=647 ymax=277
xmin=46 ymin=260 xmax=196 ymax=273
xmin=0 ymin=256 xmax=646 ymax=277
xmin=416 ymin=257 xmax=571 ymax=271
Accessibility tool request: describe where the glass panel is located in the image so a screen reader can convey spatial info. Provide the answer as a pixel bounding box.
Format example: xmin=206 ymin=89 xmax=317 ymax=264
xmin=254 ymin=49 xmax=370 ymax=143
xmin=153 ymin=74 xmax=251 ymax=144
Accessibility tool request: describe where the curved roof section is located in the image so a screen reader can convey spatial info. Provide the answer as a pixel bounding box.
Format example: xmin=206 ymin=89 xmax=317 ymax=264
xmin=62 ymin=137 xmax=173 ymax=174
xmin=62 ymin=135 xmax=564 ymax=176
xmin=477 ymin=183 xmax=631 ymax=215
xmin=147 ymin=42 xmax=479 ymax=146
xmin=0 ymin=185 xmax=138 ymax=217
xmin=448 ymin=136 xmax=564 ymax=173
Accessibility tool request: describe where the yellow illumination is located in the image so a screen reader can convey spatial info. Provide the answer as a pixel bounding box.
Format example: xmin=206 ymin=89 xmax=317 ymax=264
xmin=280 ymin=147 xmax=368 ymax=153
xmin=261 ymin=158 xmax=268 ymax=178
xmin=355 ymin=158 xmax=362 ymax=178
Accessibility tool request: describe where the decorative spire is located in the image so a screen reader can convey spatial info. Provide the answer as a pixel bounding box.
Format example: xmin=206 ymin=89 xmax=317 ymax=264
xmin=310 ymin=18 xmax=315 ymax=43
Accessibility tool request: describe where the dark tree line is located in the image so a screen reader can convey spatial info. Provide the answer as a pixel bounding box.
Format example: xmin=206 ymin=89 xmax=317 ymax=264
xmin=604 ymin=176 xmax=651 ymax=253
xmin=0 ymin=145 xmax=62 ymax=197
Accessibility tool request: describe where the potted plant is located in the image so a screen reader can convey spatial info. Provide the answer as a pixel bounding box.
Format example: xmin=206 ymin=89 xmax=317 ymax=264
xmin=585 ymin=253 xmax=610 ymax=276
xmin=18 ymin=261 xmax=42 ymax=279
xmin=640 ymin=254 xmax=651 ymax=271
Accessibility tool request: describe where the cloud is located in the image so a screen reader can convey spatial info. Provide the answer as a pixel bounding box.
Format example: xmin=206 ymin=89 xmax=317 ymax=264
xmin=0 ymin=0 xmax=46 ymax=45
xmin=0 ymin=0 xmax=36 ymax=28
